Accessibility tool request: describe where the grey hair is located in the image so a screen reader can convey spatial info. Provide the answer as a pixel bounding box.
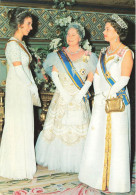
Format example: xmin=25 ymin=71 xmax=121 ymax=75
xmin=65 ymin=22 xmax=85 ymax=39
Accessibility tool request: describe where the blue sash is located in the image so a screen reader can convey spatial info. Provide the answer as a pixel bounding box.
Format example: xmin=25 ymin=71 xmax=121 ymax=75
xmin=57 ymin=49 xmax=91 ymax=102
xmin=100 ymin=53 xmax=129 ymax=105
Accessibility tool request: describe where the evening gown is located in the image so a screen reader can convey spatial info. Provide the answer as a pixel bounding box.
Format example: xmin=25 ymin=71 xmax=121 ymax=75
xmin=0 ymin=37 xmax=36 ymax=179
xmin=79 ymin=47 xmax=134 ymax=192
xmin=35 ymin=50 xmax=98 ymax=173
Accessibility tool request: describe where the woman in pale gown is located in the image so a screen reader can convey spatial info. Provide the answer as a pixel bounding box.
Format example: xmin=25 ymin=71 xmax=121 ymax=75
xmin=35 ymin=22 xmax=98 ymax=173
xmin=79 ymin=14 xmax=134 ymax=193
xmin=0 ymin=8 xmax=40 ymax=179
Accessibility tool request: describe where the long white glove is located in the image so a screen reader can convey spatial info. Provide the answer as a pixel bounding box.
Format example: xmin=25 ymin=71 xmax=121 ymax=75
xmin=51 ymin=71 xmax=72 ymax=104
xmin=74 ymin=80 xmax=92 ymax=103
xmin=14 ymin=65 xmax=38 ymax=95
xmin=93 ymin=73 xmax=101 ymax=95
xmin=109 ymin=76 xmax=130 ymax=98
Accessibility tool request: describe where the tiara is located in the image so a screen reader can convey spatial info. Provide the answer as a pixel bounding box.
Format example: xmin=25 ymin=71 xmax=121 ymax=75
xmin=68 ymin=22 xmax=85 ymax=38
xmin=111 ymin=14 xmax=128 ymax=29
xmin=16 ymin=10 xmax=28 ymax=18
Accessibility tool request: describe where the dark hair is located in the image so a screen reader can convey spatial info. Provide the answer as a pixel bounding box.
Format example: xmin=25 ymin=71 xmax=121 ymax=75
xmin=105 ymin=18 xmax=128 ymax=41
xmin=8 ymin=8 xmax=33 ymax=33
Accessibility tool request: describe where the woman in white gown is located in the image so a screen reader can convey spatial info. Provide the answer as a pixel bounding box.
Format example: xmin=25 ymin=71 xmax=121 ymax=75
xmin=35 ymin=22 xmax=98 ymax=173
xmin=79 ymin=14 xmax=134 ymax=193
xmin=0 ymin=8 xmax=40 ymax=179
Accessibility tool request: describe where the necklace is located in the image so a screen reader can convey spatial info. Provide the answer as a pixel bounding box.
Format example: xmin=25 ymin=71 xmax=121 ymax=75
xmin=67 ymin=47 xmax=81 ymax=55
xmin=107 ymin=43 xmax=122 ymax=55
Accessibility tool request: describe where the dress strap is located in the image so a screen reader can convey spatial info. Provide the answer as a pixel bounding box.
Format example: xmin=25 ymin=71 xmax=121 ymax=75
xmin=117 ymin=46 xmax=134 ymax=59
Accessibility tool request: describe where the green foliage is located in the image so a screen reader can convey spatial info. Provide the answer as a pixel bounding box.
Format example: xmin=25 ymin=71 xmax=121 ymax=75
xmin=52 ymin=0 xmax=76 ymax=10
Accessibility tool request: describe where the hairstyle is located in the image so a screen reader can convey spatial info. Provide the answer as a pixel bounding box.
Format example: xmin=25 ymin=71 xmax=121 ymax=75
xmin=65 ymin=22 xmax=85 ymax=40
xmin=8 ymin=8 xmax=33 ymax=33
xmin=105 ymin=15 xmax=128 ymax=41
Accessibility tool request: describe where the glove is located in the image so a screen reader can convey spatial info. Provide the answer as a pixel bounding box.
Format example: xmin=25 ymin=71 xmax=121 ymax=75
xmin=14 ymin=65 xmax=32 ymax=86
xmin=51 ymin=71 xmax=72 ymax=104
xmin=29 ymin=83 xmax=38 ymax=95
xmin=29 ymin=71 xmax=39 ymax=95
xmin=93 ymin=73 xmax=101 ymax=95
xmin=15 ymin=65 xmax=38 ymax=95
xmin=109 ymin=76 xmax=130 ymax=98
xmin=74 ymin=80 xmax=92 ymax=103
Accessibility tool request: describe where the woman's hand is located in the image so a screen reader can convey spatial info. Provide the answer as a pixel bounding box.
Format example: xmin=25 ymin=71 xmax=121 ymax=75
xmin=74 ymin=80 xmax=92 ymax=103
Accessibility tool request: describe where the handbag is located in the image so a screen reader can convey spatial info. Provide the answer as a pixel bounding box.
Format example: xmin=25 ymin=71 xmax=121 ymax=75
xmin=32 ymin=93 xmax=41 ymax=107
xmin=105 ymin=97 xmax=125 ymax=113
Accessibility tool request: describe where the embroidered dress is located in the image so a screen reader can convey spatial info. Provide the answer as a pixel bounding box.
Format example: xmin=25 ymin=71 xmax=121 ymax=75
xmin=0 ymin=37 xmax=36 ymax=179
xmin=35 ymin=51 xmax=98 ymax=173
xmin=79 ymin=47 xmax=133 ymax=192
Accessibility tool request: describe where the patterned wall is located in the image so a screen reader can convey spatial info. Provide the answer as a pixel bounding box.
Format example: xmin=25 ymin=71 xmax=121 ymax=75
xmin=0 ymin=59 xmax=7 ymax=87
xmin=0 ymin=6 xmax=135 ymax=87
xmin=0 ymin=6 xmax=135 ymax=41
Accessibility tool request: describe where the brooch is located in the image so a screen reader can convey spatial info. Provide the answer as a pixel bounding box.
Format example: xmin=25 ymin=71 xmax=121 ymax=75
xmin=80 ymin=69 xmax=86 ymax=75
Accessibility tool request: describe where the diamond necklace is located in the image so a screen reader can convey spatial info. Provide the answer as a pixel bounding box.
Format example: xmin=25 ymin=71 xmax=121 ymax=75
xmin=107 ymin=43 xmax=122 ymax=55
xmin=67 ymin=47 xmax=81 ymax=55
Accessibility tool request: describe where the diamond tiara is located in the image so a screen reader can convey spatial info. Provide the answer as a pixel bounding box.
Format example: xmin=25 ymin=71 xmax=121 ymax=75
xmin=16 ymin=10 xmax=28 ymax=18
xmin=111 ymin=14 xmax=128 ymax=29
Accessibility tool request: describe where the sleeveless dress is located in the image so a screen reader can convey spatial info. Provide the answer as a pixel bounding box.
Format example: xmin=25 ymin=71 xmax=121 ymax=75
xmin=0 ymin=37 xmax=36 ymax=179
xmin=78 ymin=47 xmax=134 ymax=192
xmin=35 ymin=50 xmax=98 ymax=173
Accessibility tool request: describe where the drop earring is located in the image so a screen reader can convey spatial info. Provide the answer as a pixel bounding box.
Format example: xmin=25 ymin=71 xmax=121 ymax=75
xmin=115 ymin=36 xmax=118 ymax=42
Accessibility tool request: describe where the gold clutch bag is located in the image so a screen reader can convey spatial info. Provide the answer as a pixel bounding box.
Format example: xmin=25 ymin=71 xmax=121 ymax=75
xmin=105 ymin=97 xmax=125 ymax=113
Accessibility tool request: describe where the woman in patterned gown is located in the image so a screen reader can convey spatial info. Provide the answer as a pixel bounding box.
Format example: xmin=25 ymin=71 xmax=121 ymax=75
xmin=79 ymin=14 xmax=134 ymax=193
xmin=0 ymin=8 xmax=40 ymax=179
xmin=35 ymin=22 xmax=98 ymax=173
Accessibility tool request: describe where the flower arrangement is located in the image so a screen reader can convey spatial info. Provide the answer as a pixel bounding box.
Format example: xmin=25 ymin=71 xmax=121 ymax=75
xmin=49 ymin=16 xmax=92 ymax=52
xmin=30 ymin=16 xmax=92 ymax=92
xmin=52 ymin=0 xmax=76 ymax=10
xmin=29 ymin=47 xmax=56 ymax=93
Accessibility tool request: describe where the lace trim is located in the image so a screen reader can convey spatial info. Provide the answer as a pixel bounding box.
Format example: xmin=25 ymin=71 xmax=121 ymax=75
xmin=42 ymin=129 xmax=87 ymax=145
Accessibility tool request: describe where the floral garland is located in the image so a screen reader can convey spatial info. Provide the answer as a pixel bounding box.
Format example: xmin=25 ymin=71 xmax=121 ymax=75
xmin=29 ymin=16 xmax=92 ymax=92
xmin=52 ymin=0 xmax=76 ymax=10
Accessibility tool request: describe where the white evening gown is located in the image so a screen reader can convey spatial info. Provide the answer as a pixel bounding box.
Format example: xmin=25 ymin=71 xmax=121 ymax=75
xmin=79 ymin=47 xmax=134 ymax=193
xmin=0 ymin=37 xmax=36 ymax=179
xmin=35 ymin=51 xmax=98 ymax=173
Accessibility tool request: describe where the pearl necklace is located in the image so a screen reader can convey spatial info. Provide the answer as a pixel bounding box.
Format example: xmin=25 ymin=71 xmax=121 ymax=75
xmin=67 ymin=47 xmax=81 ymax=55
xmin=107 ymin=43 xmax=122 ymax=55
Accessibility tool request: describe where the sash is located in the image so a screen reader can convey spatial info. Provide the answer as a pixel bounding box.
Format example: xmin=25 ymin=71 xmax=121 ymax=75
xmin=100 ymin=53 xmax=129 ymax=105
xmin=6 ymin=40 xmax=31 ymax=67
xmin=57 ymin=49 xmax=91 ymax=102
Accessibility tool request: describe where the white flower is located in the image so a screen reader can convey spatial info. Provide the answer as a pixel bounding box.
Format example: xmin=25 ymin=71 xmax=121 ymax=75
xmin=83 ymin=40 xmax=92 ymax=51
xmin=66 ymin=16 xmax=72 ymax=23
xmin=49 ymin=38 xmax=62 ymax=50
xmin=55 ymin=16 xmax=72 ymax=27
xmin=35 ymin=54 xmax=41 ymax=59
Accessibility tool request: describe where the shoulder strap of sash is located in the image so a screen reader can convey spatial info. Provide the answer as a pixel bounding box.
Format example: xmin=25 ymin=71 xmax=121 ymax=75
xmin=57 ymin=49 xmax=91 ymax=102
xmin=100 ymin=52 xmax=129 ymax=105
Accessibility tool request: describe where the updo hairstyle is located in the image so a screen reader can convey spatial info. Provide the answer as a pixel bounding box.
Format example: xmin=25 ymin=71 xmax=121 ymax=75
xmin=65 ymin=22 xmax=85 ymax=40
xmin=105 ymin=18 xmax=128 ymax=41
xmin=8 ymin=8 xmax=32 ymax=33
